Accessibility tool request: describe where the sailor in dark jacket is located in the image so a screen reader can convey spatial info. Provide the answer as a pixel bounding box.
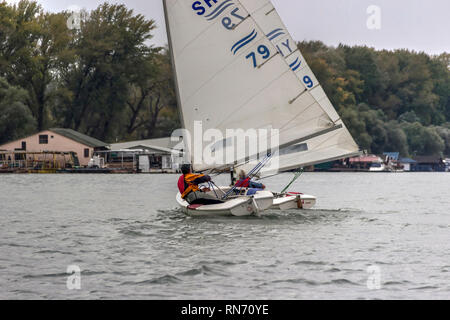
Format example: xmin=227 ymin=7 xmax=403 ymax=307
xmin=178 ymin=164 xmax=223 ymax=205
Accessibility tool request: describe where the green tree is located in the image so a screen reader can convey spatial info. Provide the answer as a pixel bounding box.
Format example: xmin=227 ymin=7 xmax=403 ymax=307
xmin=59 ymin=3 xmax=157 ymax=141
xmin=435 ymin=125 xmax=450 ymax=156
xmin=124 ymin=50 xmax=178 ymax=140
xmin=0 ymin=1 xmax=73 ymax=130
xmin=1 ymin=2 xmax=448 ymax=152
xmin=299 ymin=40 xmax=449 ymax=156
xmin=386 ymin=122 xmax=409 ymax=156
xmin=339 ymin=45 xmax=384 ymax=103
xmin=401 ymin=122 xmax=445 ymax=156
xmin=0 ymin=77 xmax=36 ymax=144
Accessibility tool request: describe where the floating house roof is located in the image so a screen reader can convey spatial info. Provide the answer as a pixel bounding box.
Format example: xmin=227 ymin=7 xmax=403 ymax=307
xmin=349 ymin=155 xmax=382 ymax=163
xmin=49 ymin=128 xmax=108 ymax=148
xmin=413 ymin=156 xmax=444 ymax=164
xmin=0 ymin=128 xmax=108 ymax=150
xmin=111 ymin=137 xmax=184 ymax=154
xmin=383 ymin=152 xmax=400 ymax=161
xmin=399 ymin=158 xmax=417 ymax=164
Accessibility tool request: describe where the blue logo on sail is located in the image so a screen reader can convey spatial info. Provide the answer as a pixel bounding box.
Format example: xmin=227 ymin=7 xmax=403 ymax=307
xmin=205 ymin=0 xmax=235 ymax=21
xmin=266 ymin=28 xmax=285 ymax=41
xmin=231 ymin=29 xmax=257 ymax=55
xmin=289 ymin=57 xmax=302 ymax=71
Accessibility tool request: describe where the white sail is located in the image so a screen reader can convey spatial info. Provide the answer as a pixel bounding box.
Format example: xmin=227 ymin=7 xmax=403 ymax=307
xmin=276 ymin=121 xmax=360 ymax=170
xmin=237 ymin=120 xmax=361 ymax=177
xmin=163 ymin=0 xmax=357 ymax=172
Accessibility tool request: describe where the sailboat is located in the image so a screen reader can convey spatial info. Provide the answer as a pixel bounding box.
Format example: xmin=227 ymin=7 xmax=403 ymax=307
xmin=239 ymin=120 xmax=361 ymax=210
xmin=163 ymin=0 xmax=360 ymax=216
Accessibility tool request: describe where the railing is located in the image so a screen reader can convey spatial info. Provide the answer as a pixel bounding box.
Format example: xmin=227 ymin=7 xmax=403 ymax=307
xmin=0 ymin=151 xmax=77 ymax=172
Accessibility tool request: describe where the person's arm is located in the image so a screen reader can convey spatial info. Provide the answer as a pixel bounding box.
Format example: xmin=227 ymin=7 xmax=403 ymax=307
xmin=192 ymin=175 xmax=211 ymax=185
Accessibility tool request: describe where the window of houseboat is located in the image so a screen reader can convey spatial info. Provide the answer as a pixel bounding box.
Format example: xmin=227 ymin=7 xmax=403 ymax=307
xmin=39 ymin=135 xmax=48 ymax=144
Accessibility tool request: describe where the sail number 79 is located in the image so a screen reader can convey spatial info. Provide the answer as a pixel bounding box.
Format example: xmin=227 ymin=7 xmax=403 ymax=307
xmin=246 ymin=45 xmax=270 ymax=68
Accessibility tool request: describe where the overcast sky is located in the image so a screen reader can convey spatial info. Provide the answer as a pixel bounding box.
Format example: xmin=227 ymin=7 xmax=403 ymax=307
xmin=6 ymin=0 xmax=450 ymax=54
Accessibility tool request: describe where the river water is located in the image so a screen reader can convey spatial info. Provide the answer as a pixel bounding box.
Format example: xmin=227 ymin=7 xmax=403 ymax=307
xmin=0 ymin=173 xmax=449 ymax=300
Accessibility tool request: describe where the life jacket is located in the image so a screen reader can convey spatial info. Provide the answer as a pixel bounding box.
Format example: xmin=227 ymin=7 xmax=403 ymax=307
xmin=181 ymin=173 xmax=205 ymax=199
xmin=235 ymin=178 xmax=250 ymax=188
xmin=177 ymin=175 xmax=185 ymax=194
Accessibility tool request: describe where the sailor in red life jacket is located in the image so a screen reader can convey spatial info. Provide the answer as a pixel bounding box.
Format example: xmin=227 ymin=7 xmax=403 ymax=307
xmin=235 ymin=170 xmax=266 ymax=195
xmin=178 ymin=164 xmax=223 ymax=205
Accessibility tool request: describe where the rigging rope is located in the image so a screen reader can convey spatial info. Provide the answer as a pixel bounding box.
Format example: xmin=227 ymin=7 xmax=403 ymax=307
xmin=222 ymin=153 xmax=272 ymax=200
xmin=280 ymin=169 xmax=304 ymax=194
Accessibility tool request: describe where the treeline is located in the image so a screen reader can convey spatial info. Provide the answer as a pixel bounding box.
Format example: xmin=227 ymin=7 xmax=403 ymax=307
xmin=0 ymin=1 xmax=449 ymax=157
xmin=298 ymin=41 xmax=450 ymax=157
xmin=0 ymin=0 xmax=179 ymax=144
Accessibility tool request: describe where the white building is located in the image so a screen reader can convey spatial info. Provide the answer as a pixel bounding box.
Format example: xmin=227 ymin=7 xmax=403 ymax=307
xmin=110 ymin=137 xmax=185 ymax=172
xmin=398 ymin=158 xmax=417 ymax=172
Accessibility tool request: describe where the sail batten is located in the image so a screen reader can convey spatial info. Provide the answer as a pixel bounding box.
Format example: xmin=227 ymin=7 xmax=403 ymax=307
xmin=278 ymin=124 xmax=343 ymax=150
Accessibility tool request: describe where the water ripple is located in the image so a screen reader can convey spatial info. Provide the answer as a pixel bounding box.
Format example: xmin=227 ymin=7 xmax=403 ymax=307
xmin=1 ymin=173 xmax=449 ymax=299
xmin=122 ymin=275 xmax=181 ymax=286
xmin=294 ymin=260 xmax=327 ymax=266
xmin=176 ymin=265 xmax=224 ymax=277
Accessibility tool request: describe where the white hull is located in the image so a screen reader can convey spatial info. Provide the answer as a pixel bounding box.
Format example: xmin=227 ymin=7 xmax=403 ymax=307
xmin=369 ymin=164 xmax=387 ymax=172
xmin=271 ymin=193 xmax=317 ymax=210
xmin=176 ymin=188 xmax=274 ymax=217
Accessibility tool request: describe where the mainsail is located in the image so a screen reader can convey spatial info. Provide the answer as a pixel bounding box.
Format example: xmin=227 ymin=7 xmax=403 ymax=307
xmin=238 ymin=120 xmax=361 ymax=177
xmin=163 ymin=0 xmax=359 ymax=172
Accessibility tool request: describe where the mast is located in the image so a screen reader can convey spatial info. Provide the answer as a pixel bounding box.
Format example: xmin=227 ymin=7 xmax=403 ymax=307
xmin=162 ymin=0 xmax=185 ymax=130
